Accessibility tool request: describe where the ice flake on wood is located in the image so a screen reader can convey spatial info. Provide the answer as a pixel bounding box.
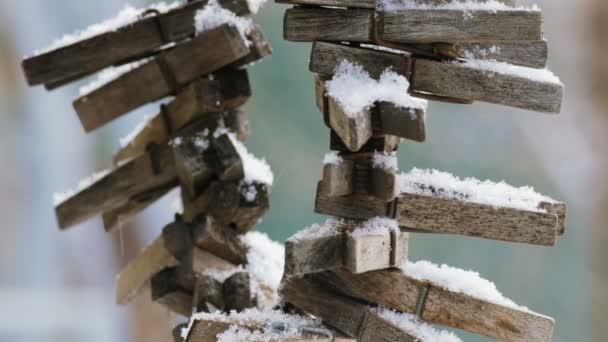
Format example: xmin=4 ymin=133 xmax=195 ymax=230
xmin=372 ymin=151 xmax=398 ymax=172
xmin=52 ymin=169 xmax=111 ymax=205
xmin=378 ymin=0 xmax=539 ymax=14
xmin=33 ymin=2 xmax=181 ymax=56
xmin=398 ymin=168 xmax=557 ymax=213
xmin=79 ymin=58 xmax=153 ymax=96
xmin=325 ymin=60 xmax=427 ymax=117
xmin=288 ymin=218 xmax=342 ymax=242
xmin=323 ymin=151 xmax=343 ymax=165
xmin=402 ymin=260 xmax=527 ymax=311
xmin=460 ymin=59 xmax=562 ymax=84
xmin=195 ymin=0 xmax=254 ymax=45
xmin=372 ymin=308 xmax=462 ymax=342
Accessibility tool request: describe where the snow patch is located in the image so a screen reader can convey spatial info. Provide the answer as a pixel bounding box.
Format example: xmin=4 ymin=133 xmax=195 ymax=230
xmin=325 ymin=60 xmax=427 ymax=117
xmin=224 ymin=132 xmax=274 ymax=186
xmin=373 ymin=308 xmax=463 ymax=342
xmin=378 ymin=0 xmax=540 ymax=16
xmin=195 ymin=0 xmax=254 ymax=45
xmin=323 ymin=151 xmax=343 ymax=165
xmin=397 ymin=168 xmax=557 ymax=212
xmin=401 ymin=260 xmax=529 ymax=311
xmin=241 ymin=231 xmax=285 ymax=305
xmin=288 ymin=218 xmax=343 ymax=242
xmin=460 ymin=59 xmax=562 ymax=84
xmin=350 ymin=217 xmax=399 ymax=238
xmin=372 ymin=151 xmax=398 ymax=172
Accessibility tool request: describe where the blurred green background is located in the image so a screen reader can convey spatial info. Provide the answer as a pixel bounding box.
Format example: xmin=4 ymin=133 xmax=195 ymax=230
xmin=0 ymin=0 xmax=604 ymax=341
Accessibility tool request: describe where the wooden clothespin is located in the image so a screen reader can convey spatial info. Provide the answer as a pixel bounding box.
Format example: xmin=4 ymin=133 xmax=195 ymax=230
xmin=315 ymin=181 xmax=567 ymax=246
xmin=285 ymin=218 xmax=408 ymax=276
xmin=114 ymin=67 xmax=251 ymax=164
xmin=310 ymin=41 xmax=563 ymax=113
xmin=22 ymin=0 xmax=256 ymax=88
xmin=309 ymin=268 xmax=555 ymax=341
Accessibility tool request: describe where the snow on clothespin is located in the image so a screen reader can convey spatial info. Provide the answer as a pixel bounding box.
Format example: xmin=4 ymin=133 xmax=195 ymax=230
xmin=316 ymin=168 xmax=566 ymax=246
xmin=310 ymin=41 xmax=563 ymax=113
xmin=285 ymin=217 xmax=408 ymax=275
xmin=305 ymin=262 xmax=555 ymax=341
xmin=21 ymin=0 xmax=261 ymax=89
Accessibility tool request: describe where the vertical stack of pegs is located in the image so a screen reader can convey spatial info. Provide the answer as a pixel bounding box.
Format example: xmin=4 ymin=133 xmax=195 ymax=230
xmin=277 ymin=0 xmax=568 ymax=341
xmin=22 ymin=0 xmax=289 ymax=339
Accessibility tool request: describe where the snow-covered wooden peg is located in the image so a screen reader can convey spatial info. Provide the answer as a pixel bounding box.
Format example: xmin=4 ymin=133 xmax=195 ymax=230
xmin=327 ymin=95 xmax=373 ymax=151
xmin=114 ymin=68 xmax=251 ymax=164
xmin=285 ymin=218 xmax=408 ymax=276
xmin=311 ymin=41 xmax=563 ymax=113
xmin=277 ymin=0 xmax=516 ymax=10
xmin=183 ymin=310 xmax=346 ymax=342
xmin=281 ymin=276 xmax=459 ymax=341
xmin=223 ymin=272 xmax=255 ymax=312
xmin=370 ymin=154 xmax=398 ymax=202
xmin=74 ymin=25 xmax=249 ymax=133
xmin=314 ymin=266 xmax=555 ymax=341
xmin=21 ymin=0 xmax=255 ymax=88
xmin=151 ymin=267 xmax=194 ymax=316
xmin=316 ymin=169 xmax=567 ymax=246
xmin=284 ymin=6 xmax=543 ymax=44
xmin=193 ymin=275 xmax=225 ymax=313
xmin=55 ymin=143 xmax=177 ymax=230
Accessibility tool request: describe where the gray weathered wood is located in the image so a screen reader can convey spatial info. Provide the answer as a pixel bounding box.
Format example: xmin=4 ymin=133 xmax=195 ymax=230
xmin=115 ymin=236 xmax=179 ymax=305
xmin=209 ymin=134 xmax=245 ymax=182
xmin=375 ymin=103 xmax=426 ymax=143
xmin=345 ymin=229 xmax=392 ymax=273
xmin=21 ymin=0 xmax=254 ymax=87
xmin=284 ymin=8 xmax=373 ymax=43
xmin=284 ymin=230 xmax=344 ymax=276
xmin=193 ymin=275 xmax=225 ymax=312
xmin=319 ymin=160 xmax=354 ymax=197
xmin=191 ymin=215 xmax=248 ymax=265
xmin=55 ymin=144 xmax=177 ymax=229
xmin=162 ymin=218 xmax=195 ymax=260
xmin=539 ymin=201 xmax=567 ymax=235
xmin=381 ymin=9 xmax=542 ymax=44
xmin=281 ymin=276 xmax=420 ymax=341
xmin=102 ymin=181 xmax=174 ymax=232
xmin=310 ymin=41 xmax=411 ymax=79
xmin=277 ymin=0 xmax=514 ymax=9
xmin=454 ymin=41 xmax=548 ymax=69
xmin=412 ymin=58 xmax=564 ymax=113
xmin=150 ymin=267 xmax=193 ymax=316
xmin=74 ymin=24 xmax=249 ymax=132
xmin=315 ymin=183 xmax=565 ymax=245
xmin=327 ymin=95 xmax=373 ymax=152
xmin=330 ymin=131 xmax=401 ymax=153
xmin=223 ymin=272 xmax=255 ymax=312
xmin=114 ymin=68 xmax=251 ymax=164
xmin=396 ymin=191 xmax=561 ymax=246
xmin=314 ymin=268 xmax=555 ymax=341
xmin=370 ymin=167 xmax=397 ymax=202
xmin=172 ymin=132 xmax=215 ymax=199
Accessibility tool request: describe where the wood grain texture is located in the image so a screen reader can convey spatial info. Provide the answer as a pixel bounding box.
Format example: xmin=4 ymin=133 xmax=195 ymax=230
xmin=102 ymin=181 xmax=174 ymax=232
xmin=330 ymin=131 xmax=401 ymax=153
xmin=454 ymin=41 xmax=549 ymax=69
xmin=396 ymin=192 xmax=560 ymax=246
xmin=370 ymin=167 xmax=397 ymax=202
xmin=284 ymin=231 xmax=344 ymax=276
xmin=191 ymin=215 xmax=248 ymax=265
xmin=22 ymin=0 xmax=255 ymax=87
xmin=223 ymin=272 xmax=255 ymax=311
xmin=375 ymin=104 xmax=426 ymax=142
xmin=193 ymin=275 xmax=225 ymax=312
xmin=319 ymin=161 xmax=354 ymax=197
xmin=284 ymin=7 xmax=373 ymax=42
xmin=345 ymin=229 xmax=391 ymax=273
xmin=310 ymin=42 xmax=411 ymax=79
xmin=55 ymin=144 xmax=176 ymax=229
xmin=150 ymin=267 xmax=193 ymax=316
xmin=327 ymin=96 xmax=373 ymax=152
xmin=381 ymin=9 xmax=543 ymax=43
xmin=74 ymin=24 xmax=249 ymax=132
xmin=314 ymin=268 xmax=555 ymax=341
xmin=412 ymin=58 xmax=564 ymax=113
xmin=315 ymin=182 xmax=389 ymax=219
xmin=276 ymin=0 xmax=514 ymax=9
xmin=281 ymin=276 xmax=419 ymax=341
xmin=114 ymin=68 xmax=251 ymax=164
xmin=115 ymin=236 xmax=179 ymax=305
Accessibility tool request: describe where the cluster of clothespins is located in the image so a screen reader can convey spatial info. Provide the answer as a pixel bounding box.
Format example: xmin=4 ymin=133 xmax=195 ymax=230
xmin=21 ymin=0 xmax=294 ymax=340
xmin=22 ymin=0 xmax=571 ymax=341
xmin=273 ymin=0 xmax=568 ymax=341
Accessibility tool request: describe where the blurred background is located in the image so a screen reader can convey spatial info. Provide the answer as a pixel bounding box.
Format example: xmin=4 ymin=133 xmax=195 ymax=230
xmin=0 ymin=0 xmax=604 ymax=341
